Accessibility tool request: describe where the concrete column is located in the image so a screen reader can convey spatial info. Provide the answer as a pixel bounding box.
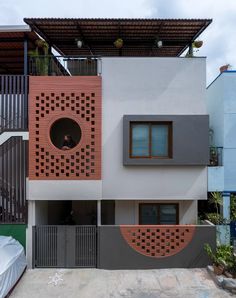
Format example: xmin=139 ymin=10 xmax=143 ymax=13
xmin=26 ymin=200 xmax=36 ymax=269
xmin=223 ymin=192 xmax=230 ymax=220
xmin=97 ymin=200 xmax=101 ymax=226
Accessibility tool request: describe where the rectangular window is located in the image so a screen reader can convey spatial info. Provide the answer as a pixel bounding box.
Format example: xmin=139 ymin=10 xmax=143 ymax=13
xmin=139 ymin=203 xmax=178 ymax=225
xmin=130 ymin=122 xmax=172 ymax=158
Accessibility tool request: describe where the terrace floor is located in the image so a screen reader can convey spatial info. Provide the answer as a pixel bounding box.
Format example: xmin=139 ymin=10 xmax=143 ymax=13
xmin=11 ymin=268 xmax=232 ymax=298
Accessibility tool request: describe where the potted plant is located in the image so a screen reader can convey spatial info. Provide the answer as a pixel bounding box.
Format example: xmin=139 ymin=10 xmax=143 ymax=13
xmin=205 ymin=213 xmax=225 ymax=225
xmin=219 ymin=64 xmax=231 ymax=73
xmin=28 ymin=39 xmax=49 ymax=75
xmin=209 ymin=146 xmax=218 ymax=166
xmin=114 ymin=38 xmax=124 ymax=49
xmin=193 ymin=40 xmax=203 ymax=48
xmin=204 ymin=244 xmax=233 ymax=275
xmin=227 ymin=254 xmax=236 ymax=278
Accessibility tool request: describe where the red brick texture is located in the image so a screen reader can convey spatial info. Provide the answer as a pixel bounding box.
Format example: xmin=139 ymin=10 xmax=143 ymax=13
xmin=120 ymin=225 xmax=196 ymax=258
xmin=29 ymin=76 xmax=101 ymax=180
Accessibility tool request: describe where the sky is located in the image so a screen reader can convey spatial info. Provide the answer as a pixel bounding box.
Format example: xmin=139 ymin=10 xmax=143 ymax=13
xmin=0 ymin=0 xmax=235 ymax=85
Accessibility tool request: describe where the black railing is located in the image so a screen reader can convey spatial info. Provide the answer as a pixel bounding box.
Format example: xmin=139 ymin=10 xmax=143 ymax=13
xmin=0 ymin=75 xmax=28 ymax=133
xmin=209 ymin=146 xmax=223 ymax=166
xmin=29 ymin=55 xmax=101 ymax=76
xmin=0 ymin=137 xmax=28 ymax=223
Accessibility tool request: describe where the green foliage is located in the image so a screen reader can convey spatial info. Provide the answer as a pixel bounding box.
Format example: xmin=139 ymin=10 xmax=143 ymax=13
xmin=204 ymin=243 xmax=234 ymax=268
xmin=28 ymin=39 xmax=49 ymax=75
xmin=209 ymin=192 xmax=223 ymax=216
xmin=205 ymin=213 xmax=226 ymax=225
xmin=231 ymin=195 xmax=236 ymax=221
xmin=209 ymin=146 xmax=218 ymax=166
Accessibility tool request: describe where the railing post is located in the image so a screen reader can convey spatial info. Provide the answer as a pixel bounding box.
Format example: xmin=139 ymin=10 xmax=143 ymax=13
xmin=24 ymin=75 xmax=28 ymax=130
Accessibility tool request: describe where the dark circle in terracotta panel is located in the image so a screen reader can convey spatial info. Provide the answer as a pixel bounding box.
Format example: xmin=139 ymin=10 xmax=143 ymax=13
xmin=50 ymin=118 xmax=81 ymax=150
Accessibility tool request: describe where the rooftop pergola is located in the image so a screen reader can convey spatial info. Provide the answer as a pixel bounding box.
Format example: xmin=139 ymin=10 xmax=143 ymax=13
xmin=24 ymin=18 xmax=212 ymax=57
xmin=0 ymin=26 xmax=38 ymax=74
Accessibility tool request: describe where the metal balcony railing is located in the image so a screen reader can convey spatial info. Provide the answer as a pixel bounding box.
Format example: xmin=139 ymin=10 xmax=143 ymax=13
xmin=209 ymin=146 xmax=223 ymax=166
xmin=28 ymin=55 xmax=101 ymax=76
xmin=0 ymin=75 xmax=28 ymax=133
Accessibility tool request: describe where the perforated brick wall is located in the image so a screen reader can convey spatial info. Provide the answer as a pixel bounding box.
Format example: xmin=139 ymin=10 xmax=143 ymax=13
xmin=120 ymin=225 xmax=196 ymax=258
xmin=29 ymin=76 xmax=101 ymax=180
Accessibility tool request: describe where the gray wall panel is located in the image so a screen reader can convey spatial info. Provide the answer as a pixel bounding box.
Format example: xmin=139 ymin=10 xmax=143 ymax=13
xmin=98 ymin=226 xmax=216 ymax=269
xmin=123 ymin=115 xmax=209 ymax=165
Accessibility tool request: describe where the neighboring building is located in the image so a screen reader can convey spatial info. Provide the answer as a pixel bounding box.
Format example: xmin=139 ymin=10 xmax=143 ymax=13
xmin=0 ymin=18 xmax=215 ymax=269
xmin=207 ymin=70 xmax=236 ymax=220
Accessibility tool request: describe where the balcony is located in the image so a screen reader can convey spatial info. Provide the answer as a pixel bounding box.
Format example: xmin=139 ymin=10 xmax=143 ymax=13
xmin=209 ymin=146 xmax=223 ymax=166
xmin=28 ymin=55 xmax=101 ymax=76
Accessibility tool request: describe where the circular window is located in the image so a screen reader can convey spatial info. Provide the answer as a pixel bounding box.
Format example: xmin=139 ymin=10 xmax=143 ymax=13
xmin=50 ymin=118 xmax=81 ymax=150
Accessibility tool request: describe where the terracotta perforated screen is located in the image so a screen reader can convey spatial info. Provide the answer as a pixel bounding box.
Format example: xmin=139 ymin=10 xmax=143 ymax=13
xmin=29 ymin=76 xmax=101 ymax=180
xmin=120 ymin=225 xmax=196 ymax=258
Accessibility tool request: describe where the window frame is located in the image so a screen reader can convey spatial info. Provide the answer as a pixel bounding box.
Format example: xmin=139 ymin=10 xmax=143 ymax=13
xmin=129 ymin=121 xmax=172 ymax=159
xmin=139 ymin=203 xmax=179 ymax=225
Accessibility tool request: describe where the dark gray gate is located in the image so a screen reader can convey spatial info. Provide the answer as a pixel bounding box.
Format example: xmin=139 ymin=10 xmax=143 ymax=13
xmin=33 ymin=225 xmax=97 ymax=268
xmin=0 ymin=137 xmax=28 ymax=223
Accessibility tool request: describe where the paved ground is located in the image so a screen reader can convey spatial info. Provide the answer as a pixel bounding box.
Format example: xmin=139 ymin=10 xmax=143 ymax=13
xmin=11 ymin=268 xmax=232 ymax=298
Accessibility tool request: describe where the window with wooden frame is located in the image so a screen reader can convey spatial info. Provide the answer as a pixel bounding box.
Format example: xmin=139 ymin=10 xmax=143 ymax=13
xmin=139 ymin=203 xmax=179 ymax=225
xmin=130 ymin=122 xmax=172 ymax=158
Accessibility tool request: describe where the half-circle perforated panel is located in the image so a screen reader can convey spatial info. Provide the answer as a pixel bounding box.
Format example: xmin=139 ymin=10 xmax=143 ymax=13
xmin=120 ymin=225 xmax=196 ymax=258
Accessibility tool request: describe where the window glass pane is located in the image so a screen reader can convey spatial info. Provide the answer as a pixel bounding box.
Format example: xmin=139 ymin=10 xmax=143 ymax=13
xmin=131 ymin=124 xmax=149 ymax=157
xmin=140 ymin=205 xmax=158 ymax=224
xmin=160 ymin=205 xmax=177 ymax=224
xmin=151 ymin=125 xmax=169 ymax=156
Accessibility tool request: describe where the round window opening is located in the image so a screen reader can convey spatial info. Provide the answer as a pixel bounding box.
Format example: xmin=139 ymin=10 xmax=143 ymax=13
xmin=50 ymin=118 xmax=82 ymax=150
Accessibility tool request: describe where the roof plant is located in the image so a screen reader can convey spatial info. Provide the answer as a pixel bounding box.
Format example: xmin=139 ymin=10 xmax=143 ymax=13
xmin=28 ymin=39 xmax=49 ymax=75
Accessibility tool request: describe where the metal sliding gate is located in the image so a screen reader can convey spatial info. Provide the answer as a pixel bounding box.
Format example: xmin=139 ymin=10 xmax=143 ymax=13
xmin=33 ymin=225 xmax=97 ymax=268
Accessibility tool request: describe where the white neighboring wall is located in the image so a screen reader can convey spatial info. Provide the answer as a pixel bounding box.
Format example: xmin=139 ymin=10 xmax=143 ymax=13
xmin=207 ymin=72 xmax=236 ymax=191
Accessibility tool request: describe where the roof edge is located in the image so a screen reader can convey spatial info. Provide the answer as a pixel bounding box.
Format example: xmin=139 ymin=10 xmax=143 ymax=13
xmin=0 ymin=25 xmax=31 ymax=33
xmin=206 ymin=71 xmax=236 ymax=89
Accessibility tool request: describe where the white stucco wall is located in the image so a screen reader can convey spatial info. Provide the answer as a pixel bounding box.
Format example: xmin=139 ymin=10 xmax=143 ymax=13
xmin=102 ymin=57 xmax=208 ymax=200
xmin=115 ymin=200 xmax=197 ymax=225
xmin=28 ymin=57 xmax=207 ymax=201
xmin=28 ymin=180 xmax=102 ymax=200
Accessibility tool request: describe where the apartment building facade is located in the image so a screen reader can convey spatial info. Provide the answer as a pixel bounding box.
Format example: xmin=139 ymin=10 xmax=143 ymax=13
xmin=0 ymin=18 xmax=215 ymax=269
xmin=207 ymin=70 xmax=236 ymax=220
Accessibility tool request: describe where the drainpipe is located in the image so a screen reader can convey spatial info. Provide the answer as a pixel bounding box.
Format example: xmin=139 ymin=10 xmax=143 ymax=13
xmin=97 ymin=200 xmax=101 ymax=226
xmin=222 ymin=192 xmax=231 ymax=220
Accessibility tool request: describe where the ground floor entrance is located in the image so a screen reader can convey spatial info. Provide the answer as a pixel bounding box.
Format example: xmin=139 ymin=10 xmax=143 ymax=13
xmin=33 ymin=225 xmax=97 ymax=268
xmin=29 ymin=199 xmax=200 ymax=269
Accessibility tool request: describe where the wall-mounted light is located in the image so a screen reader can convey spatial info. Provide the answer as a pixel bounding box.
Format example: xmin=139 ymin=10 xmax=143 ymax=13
xmin=154 ymin=37 xmax=163 ymax=48
xmin=157 ymin=40 xmax=163 ymax=48
xmin=75 ymin=39 xmax=83 ymax=48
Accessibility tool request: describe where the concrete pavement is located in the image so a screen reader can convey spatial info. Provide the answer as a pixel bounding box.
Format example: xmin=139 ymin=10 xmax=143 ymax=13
xmin=10 ymin=268 xmax=232 ymax=298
